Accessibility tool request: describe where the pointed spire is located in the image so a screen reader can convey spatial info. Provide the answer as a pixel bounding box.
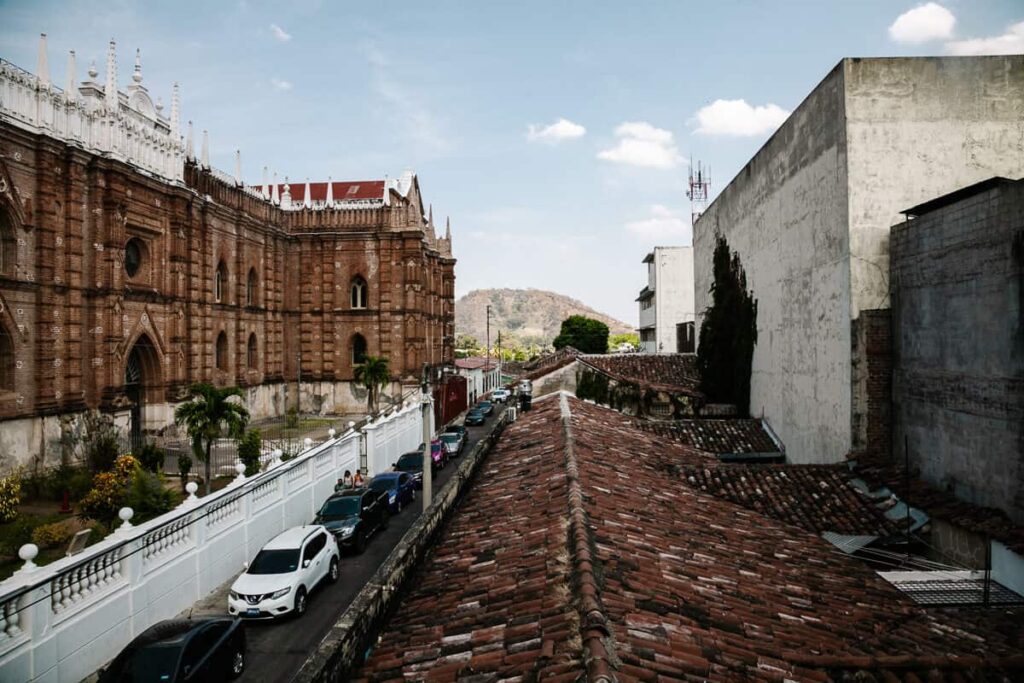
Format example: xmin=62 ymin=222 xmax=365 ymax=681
xmin=170 ymin=83 xmax=180 ymax=136
xmin=272 ymin=172 xmax=280 ymax=204
xmin=428 ymin=204 xmax=434 ymax=227
xmin=282 ymin=177 xmax=292 ymax=208
xmin=200 ymin=129 xmax=209 ymax=168
xmin=303 ymin=178 xmax=311 ymax=208
xmin=104 ymin=39 xmax=118 ymax=109
xmin=65 ymin=51 xmax=76 ymax=102
xmin=325 ymin=176 xmax=333 ymax=204
xmin=382 ymin=174 xmax=390 ymax=206
xmin=445 ymin=216 xmax=451 ymax=241
xmin=262 ymin=166 xmax=269 ymax=199
xmin=132 ymin=48 xmax=143 ymax=84
xmin=185 ymin=121 xmax=194 ymax=159
xmin=234 ymin=150 xmax=242 ymax=185
xmin=37 ymin=34 xmax=50 ymax=89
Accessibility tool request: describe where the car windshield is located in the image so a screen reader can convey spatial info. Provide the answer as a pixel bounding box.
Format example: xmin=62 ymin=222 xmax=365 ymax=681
xmin=441 ymin=434 xmax=459 ymax=443
xmin=396 ymin=453 xmax=422 ymax=469
xmin=368 ymin=478 xmax=393 ymax=492
xmin=318 ymin=497 xmax=360 ymax=518
xmin=112 ymin=644 xmax=182 ymax=682
xmin=248 ymin=548 xmax=300 ymax=574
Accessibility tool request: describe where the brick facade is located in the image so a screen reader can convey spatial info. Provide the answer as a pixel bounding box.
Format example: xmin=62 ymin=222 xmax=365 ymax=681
xmin=850 ymin=308 xmax=892 ymax=458
xmin=0 ymin=120 xmax=455 ymax=466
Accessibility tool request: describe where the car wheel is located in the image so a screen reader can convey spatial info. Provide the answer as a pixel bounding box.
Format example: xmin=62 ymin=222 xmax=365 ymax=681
xmin=229 ymin=647 xmax=245 ymax=679
xmin=381 ymin=509 xmax=390 ymax=531
xmin=354 ymin=530 xmax=367 ymax=555
xmin=328 ymin=557 xmax=339 ymax=583
xmin=294 ymin=587 xmax=308 ymax=617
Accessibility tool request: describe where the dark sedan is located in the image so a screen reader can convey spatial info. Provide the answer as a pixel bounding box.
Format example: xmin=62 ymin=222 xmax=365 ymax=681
xmin=464 ymin=410 xmax=485 ymax=426
xmin=393 ymin=451 xmax=425 ymax=488
xmin=475 ymin=400 xmax=494 ymax=416
xmin=313 ymin=488 xmax=389 ymax=554
xmin=444 ymin=424 xmax=468 ymax=439
xmin=98 ymin=617 xmax=246 ymax=682
xmin=368 ymin=472 xmax=416 ymax=513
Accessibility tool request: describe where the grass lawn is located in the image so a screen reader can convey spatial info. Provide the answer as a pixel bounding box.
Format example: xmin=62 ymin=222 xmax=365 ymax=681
xmin=258 ymin=417 xmax=336 ymax=441
xmin=0 ymin=500 xmax=110 ymax=582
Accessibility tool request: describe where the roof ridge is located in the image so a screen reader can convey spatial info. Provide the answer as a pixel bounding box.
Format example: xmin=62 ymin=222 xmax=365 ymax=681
xmin=558 ymin=393 xmax=619 ymax=682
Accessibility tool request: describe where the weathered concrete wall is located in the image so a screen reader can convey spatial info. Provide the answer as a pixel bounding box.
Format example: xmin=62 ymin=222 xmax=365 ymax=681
xmin=891 ymin=178 xmax=1024 ymax=523
xmin=532 ymin=358 xmax=579 ymax=397
xmin=694 ymin=63 xmax=851 ymax=464
xmin=654 ymin=246 xmax=694 ymax=353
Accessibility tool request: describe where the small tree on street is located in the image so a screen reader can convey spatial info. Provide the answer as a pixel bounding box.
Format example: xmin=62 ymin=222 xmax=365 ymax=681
xmin=553 ymin=315 xmax=609 ymax=354
xmin=354 ymin=355 xmax=390 ymax=413
xmin=174 ymin=383 xmax=250 ymax=495
xmin=697 ymin=234 xmax=758 ymax=416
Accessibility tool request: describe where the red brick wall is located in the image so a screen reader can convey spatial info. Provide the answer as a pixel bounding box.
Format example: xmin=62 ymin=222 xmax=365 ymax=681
xmin=851 ymin=308 xmax=892 ymax=458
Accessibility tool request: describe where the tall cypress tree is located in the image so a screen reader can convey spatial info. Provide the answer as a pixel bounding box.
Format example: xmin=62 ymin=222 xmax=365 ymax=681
xmin=697 ymin=235 xmax=758 ymax=416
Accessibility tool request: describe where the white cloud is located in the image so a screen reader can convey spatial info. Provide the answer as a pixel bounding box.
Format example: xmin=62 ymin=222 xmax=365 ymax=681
xmin=888 ymin=3 xmax=955 ymax=44
xmin=270 ymin=23 xmax=292 ymax=42
xmin=270 ymin=78 xmax=292 ymax=91
xmin=597 ymin=121 xmax=681 ymax=169
xmin=945 ymin=21 xmax=1024 ymax=55
xmin=693 ymin=99 xmax=790 ymax=137
xmin=625 ymin=205 xmax=691 ymax=242
xmin=526 ymin=118 xmax=586 ymax=143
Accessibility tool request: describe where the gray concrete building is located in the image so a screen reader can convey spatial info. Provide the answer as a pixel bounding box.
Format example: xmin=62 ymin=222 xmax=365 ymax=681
xmin=694 ymin=56 xmax=1024 ymax=465
xmin=892 ymin=177 xmax=1024 ymax=523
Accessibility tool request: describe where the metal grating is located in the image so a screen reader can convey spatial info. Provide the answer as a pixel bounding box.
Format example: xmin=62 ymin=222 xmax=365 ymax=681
xmin=882 ymin=572 xmax=1024 ymax=606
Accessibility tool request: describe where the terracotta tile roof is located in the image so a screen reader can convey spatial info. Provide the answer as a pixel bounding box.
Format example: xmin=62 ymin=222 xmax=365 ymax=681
xmin=679 ymin=463 xmax=903 ymax=537
xmin=636 ymin=418 xmax=780 ymax=454
xmin=581 ymin=353 xmax=702 ymax=395
xmin=853 ymin=452 xmax=1024 ymax=554
xmin=454 ymin=357 xmax=498 ymax=371
xmin=516 ymin=346 xmax=582 ymax=382
xmin=254 ymin=180 xmax=385 ymax=202
xmin=355 ymin=395 xmax=1024 ymax=681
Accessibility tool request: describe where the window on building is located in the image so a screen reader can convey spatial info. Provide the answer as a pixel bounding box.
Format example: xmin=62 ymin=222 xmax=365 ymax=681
xmin=215 ymin=261 xmax=228 ymax=303
xmin=247 ymin=333 xmax=258 ymax=369
xmin=352 ymin=334 xmax=367 ymax=366
xmin=124 ymin=238 xmax=145 ymax=278
xmin=676 ymin=321 xmax=695 ymax=353
xmin=0 ymin=325 xmax=13 ymax=391
xmin=215 ymin=331 xmax=228 ymax=371
xmin=350 ymin=276 xmax=367 ymax=309
xmin=246 ymin=268 xmax=258 ymax=306
xmin=0 ymin=209 xmax=14 ymax=277
xmin=640 ymin=329 xmax=656 ymax=343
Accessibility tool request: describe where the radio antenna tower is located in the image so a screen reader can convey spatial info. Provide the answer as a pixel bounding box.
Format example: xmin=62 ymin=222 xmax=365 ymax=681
xmin=686 ymin=159 xmax=711 ymax=226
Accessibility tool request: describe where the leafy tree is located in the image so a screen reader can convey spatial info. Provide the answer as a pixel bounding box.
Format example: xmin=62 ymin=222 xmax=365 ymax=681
xmin=238 ymin=429 xmax=262 ymax=477
xmin=697 ymin=234 xmax=758 ymax=416
xmin=354 ymin=355 xmax=390 ymax=413
xmin=552 ymin=315 xmax=609 ymax=354
xmin=608 ymin=333 xmax=640 ymax=351
xmin=174 ymin=383 xmax=250 ymax=495
xmin=455 ymin=334 xmax=481 ymax=351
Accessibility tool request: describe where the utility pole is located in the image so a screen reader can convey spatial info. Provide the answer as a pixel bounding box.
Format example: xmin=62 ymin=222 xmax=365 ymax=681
xmin=421 ymin=363 xmax=432 ymax=510
xmin=497 ymin=330 xmax=502 ymax=386
xmin=486 ymin=305 xmax=491 ymax=394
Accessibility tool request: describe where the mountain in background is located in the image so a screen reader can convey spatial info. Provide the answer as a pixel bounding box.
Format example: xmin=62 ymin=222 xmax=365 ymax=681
xmin=455 ymin=288 xmax=635 ymax=348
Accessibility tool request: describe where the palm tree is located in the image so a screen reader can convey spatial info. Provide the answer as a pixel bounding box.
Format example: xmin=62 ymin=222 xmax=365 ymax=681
xmin=174 ymin=383 xmax=250 ymax=495
xmin=353 ymin=355 xmax=390 ymax=413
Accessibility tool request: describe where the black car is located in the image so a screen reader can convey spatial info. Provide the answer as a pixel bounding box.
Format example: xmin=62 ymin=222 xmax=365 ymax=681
xmin=464 ymin=410 xmax=485 ymax=426
xmin=98 ymin=617 xmax=246 ymax=682
xmin=313 ymin=487 xmax=389 ymax=554
xmin=475 ymin=400 xmax=494 ymax=416
xmin=394 ymin=451 xmax=425 ymax=488
xmin=444 ymin=424 xmax=468 ymax=440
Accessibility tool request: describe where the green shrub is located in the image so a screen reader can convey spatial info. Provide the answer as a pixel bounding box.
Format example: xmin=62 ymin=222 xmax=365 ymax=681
xmin=0 ymin=518 xmax=33 ymax=556
xmin=238 ymin=430 xmax=262 ymax=477
xmin=136 ymin=443 xmax=165 ymax=473
xmin=87 ymin=433 xmax=120 ymax=473
xmin=32 ymin=520 xmax=75 ymax=549
xmin=285 ymin=407 xmax=299 ymax=429
xmin=77 ymin=472 xmax=124 ymax=529
xmin=124 ymin=468 xmax=174 ymax=522
xmin=177 ymin=454 xmax=193 ymax=492
xmin=0 ymin=473 xmax=21 ymax=523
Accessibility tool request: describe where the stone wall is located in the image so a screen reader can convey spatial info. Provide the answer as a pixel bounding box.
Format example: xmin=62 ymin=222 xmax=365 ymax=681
xmin=850 ymin=308 xmax=891 ymax=457
xmin=891 ymin=178 xmax=1024 ymax=523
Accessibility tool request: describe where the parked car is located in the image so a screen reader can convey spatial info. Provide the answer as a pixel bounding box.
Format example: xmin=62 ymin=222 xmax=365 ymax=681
xmin=491 ymin=388 xmax=511 ymax=403
xmin=314 ymin=487 xmax=390 ymax=554
xmin=445 ymin=424 xmax=468 ymax=440
xmin=464 ymin=409 xmax=486 ymax=426
xmin=368 ymin=472 xmax=416 ymax=513
xmin=98 ymin=617 xmax=246 ymax=682
xmin=440 ymin=431 xmax=465 ymax=457
xmin=475 ymin=400 xmax=494 ymax=416
xmin=228 ymin=526 xmax=339 ymax=620
xmin=394 ymin=451 xmax=424 ymax=488
xmin=431 ymin=438 xmax=447 ymax=467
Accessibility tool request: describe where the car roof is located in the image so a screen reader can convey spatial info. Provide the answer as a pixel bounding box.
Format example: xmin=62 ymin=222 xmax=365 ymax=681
xmin=134 ymin=617 xmax=231 ymax=647
xmin=371 ymin=472 xmax=400 ymax=480
xmin=330 ymin=487 xmax=368 ymax=499
xmin=264 ymin=525 xmax=322 ymax=549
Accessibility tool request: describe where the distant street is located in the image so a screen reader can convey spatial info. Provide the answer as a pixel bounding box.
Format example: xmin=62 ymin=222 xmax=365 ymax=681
xmin=186 ymin=405 xmax=505 ymax=683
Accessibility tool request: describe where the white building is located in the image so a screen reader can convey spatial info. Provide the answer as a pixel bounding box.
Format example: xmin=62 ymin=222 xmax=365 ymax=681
xmin=454 ymin=357 xmax=500 ymax=405
xmin=637 ymin=247 xmax=695 ymax=354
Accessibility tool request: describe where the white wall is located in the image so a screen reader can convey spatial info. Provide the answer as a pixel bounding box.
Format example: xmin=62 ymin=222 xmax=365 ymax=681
xmin=654 ymin=247 xmax=694 ymax=353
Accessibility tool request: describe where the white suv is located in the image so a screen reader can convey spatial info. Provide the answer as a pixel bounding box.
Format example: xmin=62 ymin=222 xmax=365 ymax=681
xmin=228 ymin=525 xmax=339 ymax=619
xmin=491 ymin=388 xmax=511 ymax=403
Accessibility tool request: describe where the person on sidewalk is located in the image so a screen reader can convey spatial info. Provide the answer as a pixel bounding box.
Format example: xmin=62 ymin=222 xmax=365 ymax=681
xmin=353 ymin=470 xmax=365 ymax=487
xmin=337 ymin=470 xmax=354 ymax=490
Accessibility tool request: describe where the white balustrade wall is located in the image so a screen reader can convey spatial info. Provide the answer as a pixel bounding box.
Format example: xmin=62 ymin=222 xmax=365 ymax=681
xmin=0 ymin=403 xmax=413 ymax=683
xmin=364 ymin=403 xmax=431 ymax=476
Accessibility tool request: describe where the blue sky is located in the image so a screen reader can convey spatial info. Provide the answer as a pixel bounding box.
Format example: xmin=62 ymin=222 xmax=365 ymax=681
xmin=1 ymin=1 xmax=1021 ymax=324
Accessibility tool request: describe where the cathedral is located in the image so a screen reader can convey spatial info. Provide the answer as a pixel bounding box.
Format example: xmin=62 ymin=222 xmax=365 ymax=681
xmin=0 ymin=36 xmax=456 ymax=468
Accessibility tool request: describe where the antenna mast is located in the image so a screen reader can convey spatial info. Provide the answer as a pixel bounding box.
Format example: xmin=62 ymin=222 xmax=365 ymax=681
xmin=686 ymin=159 xmax=711 ymax=226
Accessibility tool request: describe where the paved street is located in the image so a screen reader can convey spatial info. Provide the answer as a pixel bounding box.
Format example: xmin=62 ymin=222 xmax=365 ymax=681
xmin=185 ymin=406 xmax=505 ymax=683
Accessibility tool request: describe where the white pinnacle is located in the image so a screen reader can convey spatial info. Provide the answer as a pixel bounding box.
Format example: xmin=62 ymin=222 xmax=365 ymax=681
xmin=37 ymin=34 xmax=50 ymax=89
xmin=272 ymin=171 xmax=280 ymax=204
xmin=303 ymin=178 xmax=311 ymax=208
xmin=200 ymin=129 xmax=209 ymax=168
xmin=104 ymin=39 xmax=118 ymax=110
xmin=65 ymin=51 xmax=76 ymax=102
xmin=326 ymin=176 xmax=333 ymax=204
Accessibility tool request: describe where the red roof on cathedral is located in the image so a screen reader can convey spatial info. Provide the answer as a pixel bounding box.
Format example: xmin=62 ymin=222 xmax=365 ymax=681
xmin=253 ymin=180 xmax=385 ymax=202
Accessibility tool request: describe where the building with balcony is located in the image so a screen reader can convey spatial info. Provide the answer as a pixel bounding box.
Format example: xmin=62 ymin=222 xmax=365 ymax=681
xmin=636 ymin=246 xmax=694 ymax=353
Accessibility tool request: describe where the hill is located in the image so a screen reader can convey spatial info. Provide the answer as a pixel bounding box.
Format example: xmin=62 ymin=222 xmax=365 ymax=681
xmin=455 ymin=288 xmax=635 ymax=348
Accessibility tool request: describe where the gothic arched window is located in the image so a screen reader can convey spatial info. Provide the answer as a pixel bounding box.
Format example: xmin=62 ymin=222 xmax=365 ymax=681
xmin=350 ymin=276 xmax=367 ymax=309
xmin=352 ymin=333 xmax=367 ymax=366
xmin=246 ymin=268 xmax=258 ymax=306
xmin=0 ymin=209 xmax=15 ymax=277
xmin=247 ymin=333 xmax=258 ymax=369
xmin=215 ymin=261 xmax=228 ymax=303
xmin=215 ymin=331 xmax=228 ymax=371
xmin=0 ymin=325 xmax=13 ymax=391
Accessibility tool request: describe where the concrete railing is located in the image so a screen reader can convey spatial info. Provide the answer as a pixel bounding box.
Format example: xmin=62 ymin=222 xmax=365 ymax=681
xmin=0 ymin=401 xmax=424 ymax=683
xmin=294 ymin=409 xmax=510 ymax=683
xmin=364 ymin=400 xmax=431 ymax=476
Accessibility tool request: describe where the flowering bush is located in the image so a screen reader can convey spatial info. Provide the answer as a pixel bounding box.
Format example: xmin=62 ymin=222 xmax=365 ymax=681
xmin=31 ymin=520 xmax=75 ymax=549
xmin=0 ymin=473 xmax=21 ymax=523
xmin=78 ymin=472 xmax=124 ymax=529
xmin=113 ymin=455 xmax=139 ymax=481
xmin=78 ymin=455 xmax=172 ymax=528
